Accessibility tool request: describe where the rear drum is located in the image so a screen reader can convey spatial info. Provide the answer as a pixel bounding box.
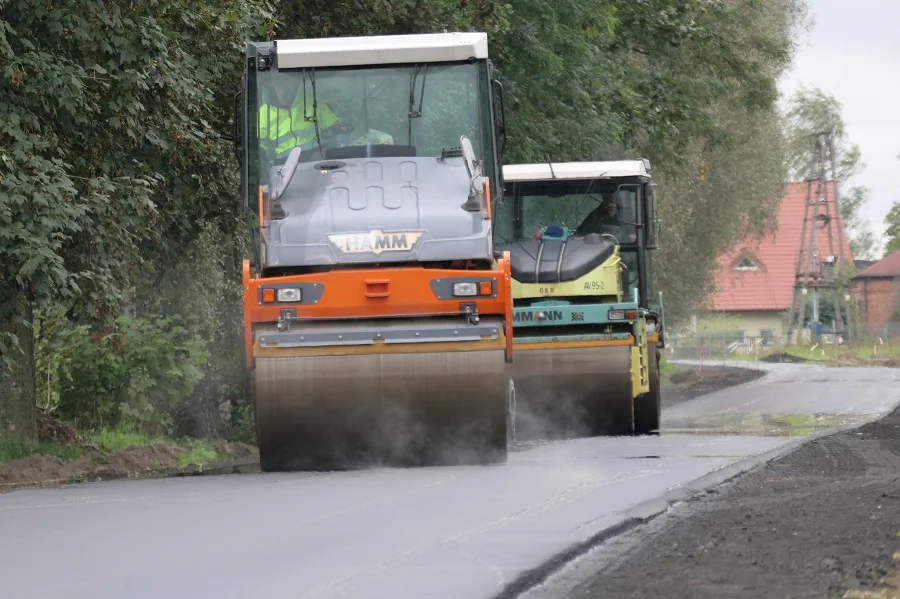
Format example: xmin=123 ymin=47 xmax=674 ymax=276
xmin=510 ymin=345 xmax=634 ymax=441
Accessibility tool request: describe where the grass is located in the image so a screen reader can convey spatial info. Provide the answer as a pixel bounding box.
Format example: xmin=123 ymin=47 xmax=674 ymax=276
xmin=690 ymin=343 xmax=900 ymax=365
xmin=0 ymin=436 xmax=82 ymax=465
xmin=773 ymin=343 xmax=900 ymax=363
xmin=89 ymin=427 xmax=162 ymax=452
xmin=176 ymin=440 xmax=225 ymax=467
xmin=90 ymin=427 xmax=226 ymax=467
xmin=844 ymin=591 xmax=899 ymax=599
xmin=659 ymin=354 xmax=679 ymax=377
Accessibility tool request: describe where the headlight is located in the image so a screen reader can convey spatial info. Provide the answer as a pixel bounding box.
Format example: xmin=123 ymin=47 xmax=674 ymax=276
xmin=276 ymin=288 xmax=302 ymax=302
xmin=608 ymin=309 xmax=625 ymax=320
xmin=453 ymin=282 xmax=478 ymax=297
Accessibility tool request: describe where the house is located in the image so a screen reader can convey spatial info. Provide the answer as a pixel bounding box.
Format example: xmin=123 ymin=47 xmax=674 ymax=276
xmin=852 ymin=250 xmax=900 ymax=341
xmin=694 ymin=180 xmax=854 ymax=342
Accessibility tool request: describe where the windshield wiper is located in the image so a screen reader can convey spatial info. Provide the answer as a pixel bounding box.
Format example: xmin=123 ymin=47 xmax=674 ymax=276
xmin=407 ymin=64 xmax=428 ymax=145
xmin=303 ymin=68 xmax=325 ymax=159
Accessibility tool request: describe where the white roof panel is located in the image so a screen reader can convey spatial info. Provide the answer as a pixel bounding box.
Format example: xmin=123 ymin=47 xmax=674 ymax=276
xmin=502 ymin=160 xmax=650 ymax=182
xmin=275 ymin=32 xmax=488 ymax=69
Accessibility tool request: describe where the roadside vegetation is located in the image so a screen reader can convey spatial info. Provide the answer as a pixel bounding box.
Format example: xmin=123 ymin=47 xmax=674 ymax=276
xmin=0 ymin=423 xmax=240 ymax=469
xmin=7 ymin=0 xmax=880 ymax=479
xmin=701 ymin=342 xmax=900 ymax=366
xmin=659 ymin=355 xmax=679 ymax=378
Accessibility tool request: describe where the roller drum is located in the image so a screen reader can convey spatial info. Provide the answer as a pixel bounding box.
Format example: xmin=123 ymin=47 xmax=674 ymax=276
xmin=253 ymin=349 xmax=509 ymax=471
xmin=510 ymin=345 xmax=634 ymax=441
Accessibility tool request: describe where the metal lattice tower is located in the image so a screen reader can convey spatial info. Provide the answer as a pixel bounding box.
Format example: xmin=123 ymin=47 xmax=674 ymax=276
xmin=787 ymin=131 xmax=855 ymax=343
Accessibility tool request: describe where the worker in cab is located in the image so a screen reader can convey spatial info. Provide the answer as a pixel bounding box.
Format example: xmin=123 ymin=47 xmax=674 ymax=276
xmin=258 ymin=76 xmax=343 ymax=162
xmin=575 ymin=190 xmax=637 ymax=243
xmin=575 ymin=192 xmax=620 ymax=235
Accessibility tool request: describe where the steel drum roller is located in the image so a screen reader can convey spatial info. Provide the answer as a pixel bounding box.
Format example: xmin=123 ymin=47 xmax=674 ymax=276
xmin=253 ymin=346 xmax=509 ymax=471
xmin=509 ymin=345 xmax=634 ymax=440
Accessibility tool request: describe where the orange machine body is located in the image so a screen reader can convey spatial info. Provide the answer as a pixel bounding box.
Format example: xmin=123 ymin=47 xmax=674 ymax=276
xmin=242 ymin=254 xmax=513 ymax=370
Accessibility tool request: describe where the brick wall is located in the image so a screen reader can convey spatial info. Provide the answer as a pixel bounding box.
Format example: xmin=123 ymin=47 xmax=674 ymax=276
xmin=855 ymin=278 xmax=900 ymax=337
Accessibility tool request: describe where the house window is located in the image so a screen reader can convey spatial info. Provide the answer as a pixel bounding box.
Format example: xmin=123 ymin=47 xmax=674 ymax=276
xmin=734 ymin=256 xmax=759 ymax=271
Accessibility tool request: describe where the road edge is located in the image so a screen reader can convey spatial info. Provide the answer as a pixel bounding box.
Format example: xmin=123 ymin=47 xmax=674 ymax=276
xmin=494 ymin=399 xmax=899 ymax=599
xmin=0 ymin=456 xmax=260 ymax=494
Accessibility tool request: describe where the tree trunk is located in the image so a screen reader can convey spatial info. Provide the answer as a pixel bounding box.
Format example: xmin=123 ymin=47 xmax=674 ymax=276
xmin=0 ymin=291 xmax=36 ymax=442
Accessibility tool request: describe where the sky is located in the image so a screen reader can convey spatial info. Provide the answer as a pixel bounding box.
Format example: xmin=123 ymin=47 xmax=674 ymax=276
xmin=778 ymin=0 xmax=900 ymax=255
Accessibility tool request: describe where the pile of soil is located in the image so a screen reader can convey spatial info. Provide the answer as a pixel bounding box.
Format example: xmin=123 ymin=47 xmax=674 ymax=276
xmin=662 ymin=365 xmax=765 ymax=409
xmin=0 ymin=440 xmax=259 ymax=491
xmin=36 ymin=411 xmax=78 ymax=444
xmin=832 ymin=353 xmax=900 ymax=368
xmin=561 ymin=402 xmax=900 ymax=598
xmin=760 ymin=352 xmax=813 ymax=363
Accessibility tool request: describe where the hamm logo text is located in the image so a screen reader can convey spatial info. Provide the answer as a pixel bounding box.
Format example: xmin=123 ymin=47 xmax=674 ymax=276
xmin=329 ymin=229 xmax=424 ymax=255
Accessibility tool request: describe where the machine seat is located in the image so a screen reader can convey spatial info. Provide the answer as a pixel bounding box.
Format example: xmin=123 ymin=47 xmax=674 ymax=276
xmin=497 ymin=234 xmax=617 ymax=284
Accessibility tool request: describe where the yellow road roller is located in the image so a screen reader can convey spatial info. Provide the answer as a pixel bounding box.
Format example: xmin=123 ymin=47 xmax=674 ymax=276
xmin=494 ymin=160 xmax=666 ymax=440
xmin=232 ymin=32 xmax=515 ymax=471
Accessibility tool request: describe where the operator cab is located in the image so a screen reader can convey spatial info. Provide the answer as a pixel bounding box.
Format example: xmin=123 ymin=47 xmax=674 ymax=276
xmin=495 ymin=160 xmax=659 ymax=307
xmin=233 ymin=33 xmax=510 ymax=275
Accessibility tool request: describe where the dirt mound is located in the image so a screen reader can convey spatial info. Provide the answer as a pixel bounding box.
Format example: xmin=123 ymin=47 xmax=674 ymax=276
xmin=103 ymin=443 xmax=181 ymax=474
xmin=1 ymin=439 xmax=260 ymax=491
xmin=662 ymin=366 xmax=765 ymax=410
xmin=36 ymin=412 xmax=78 ymax=444
xmin=212 ymin=441 xmax=258 ymax=461
xmin=562 ymin=397 xmax=900 ymax=599
xmin=0 ymin=454 xmax=93 ymax=485
xmin=669 ymin=370 xmax=697 ymax=384
xmin=761 ymin=352 xmax=810 ymax=363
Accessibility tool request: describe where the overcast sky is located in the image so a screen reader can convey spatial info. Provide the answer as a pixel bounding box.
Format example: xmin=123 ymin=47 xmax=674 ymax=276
xmin=778 ymin=0 xmax=900 ymax=254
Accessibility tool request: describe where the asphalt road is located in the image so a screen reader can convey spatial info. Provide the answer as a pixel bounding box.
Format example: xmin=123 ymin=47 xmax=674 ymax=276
xmin=2 ymin=362 xmax=898 ymax=599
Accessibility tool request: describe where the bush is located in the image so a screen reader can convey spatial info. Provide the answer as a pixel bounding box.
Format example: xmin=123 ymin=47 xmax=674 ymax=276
xmin=36 ymin=309 xmax=208 ymax=436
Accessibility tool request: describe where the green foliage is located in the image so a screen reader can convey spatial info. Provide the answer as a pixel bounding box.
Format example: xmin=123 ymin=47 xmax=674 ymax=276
xmin=176 ymin=440 xmax=224 ymax=467
xmin=784 ymin=85 xmax=879 ymax=260
xmin=37 ymin=310 xmax=208 ymax=435
xmin=1 ymin=0 xmax=268 ymax=331
xmin=659 ymin=355 xmax=678 ymax=377
xmin=1 ymin=0 xmax=274 ymax=440
xmin=884 ymin=201 xmax=900 ymax=257
xmin=89 ymin=426 xmax=160 ymax=453
xmin=5 ymin=0 xmax=817 ymax=442
xmin=0 ymin=435 xmax=82 ymax=464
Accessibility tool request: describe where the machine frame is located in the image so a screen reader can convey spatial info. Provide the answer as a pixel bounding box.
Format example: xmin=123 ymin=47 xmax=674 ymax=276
xmin=498 ymin=160 xmax=665 ymax=437
xmin=231 ymin=32 xmax=516 ymax=471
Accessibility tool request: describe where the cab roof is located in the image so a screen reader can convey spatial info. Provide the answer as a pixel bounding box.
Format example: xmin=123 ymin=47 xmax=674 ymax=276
xmin=271 ymin=32 xmax=489 ymax=69
xmin=502 ymin=160 xmax=651 ymax=182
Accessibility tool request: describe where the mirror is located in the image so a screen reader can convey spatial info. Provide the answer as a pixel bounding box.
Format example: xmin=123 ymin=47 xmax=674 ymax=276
xmin=460 ymin=135 xmax=481 ymax=180
xmin=272 ymin=146 xmax=302 ymax=201
xmin=232 ymin=88 xmax=242 ymax=162
xmin=460 ymin=135 xmax=485 ymax=212
xmin=646 ymin=182 xmax=659 ymax=249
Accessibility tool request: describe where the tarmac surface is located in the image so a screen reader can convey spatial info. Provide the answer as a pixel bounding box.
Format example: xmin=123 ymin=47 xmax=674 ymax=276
xmin=1 ymin=361 xmax=898 ymax=599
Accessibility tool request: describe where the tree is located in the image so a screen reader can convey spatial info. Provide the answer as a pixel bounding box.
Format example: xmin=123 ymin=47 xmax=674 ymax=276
xmin=268 ymin=0 xmax=811 ymax=325
xmin=885 ymin=200 xmax=900 ymax=257
xmin=0 ymin=0 xmax=274 ymax=441
xmin=784 ymin=86 xmax=880 ymax=260
xmin=3 ymin=0 xmax=817 ymax=441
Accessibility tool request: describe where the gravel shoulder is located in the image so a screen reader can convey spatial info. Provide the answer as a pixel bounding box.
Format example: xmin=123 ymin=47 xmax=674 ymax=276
xmin=555 ymin=392 xmax=900 ymax=599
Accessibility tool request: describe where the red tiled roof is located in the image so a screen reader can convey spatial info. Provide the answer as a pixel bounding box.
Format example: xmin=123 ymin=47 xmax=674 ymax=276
xmin=706 ymin=181 xmax=854 ymax=312
xmin=854 ymin=250 xmax=900 ymax=279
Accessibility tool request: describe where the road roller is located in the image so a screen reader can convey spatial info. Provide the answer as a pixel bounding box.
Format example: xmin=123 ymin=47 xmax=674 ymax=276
xmin=232 ymin=32 xmax=515 ymax=471
xmin=494 ymin=159 xmax=666 ymax=441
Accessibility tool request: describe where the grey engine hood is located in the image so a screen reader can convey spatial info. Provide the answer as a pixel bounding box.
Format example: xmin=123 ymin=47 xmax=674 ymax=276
xmin=263 ymin=154 xmax=492 ymax=267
